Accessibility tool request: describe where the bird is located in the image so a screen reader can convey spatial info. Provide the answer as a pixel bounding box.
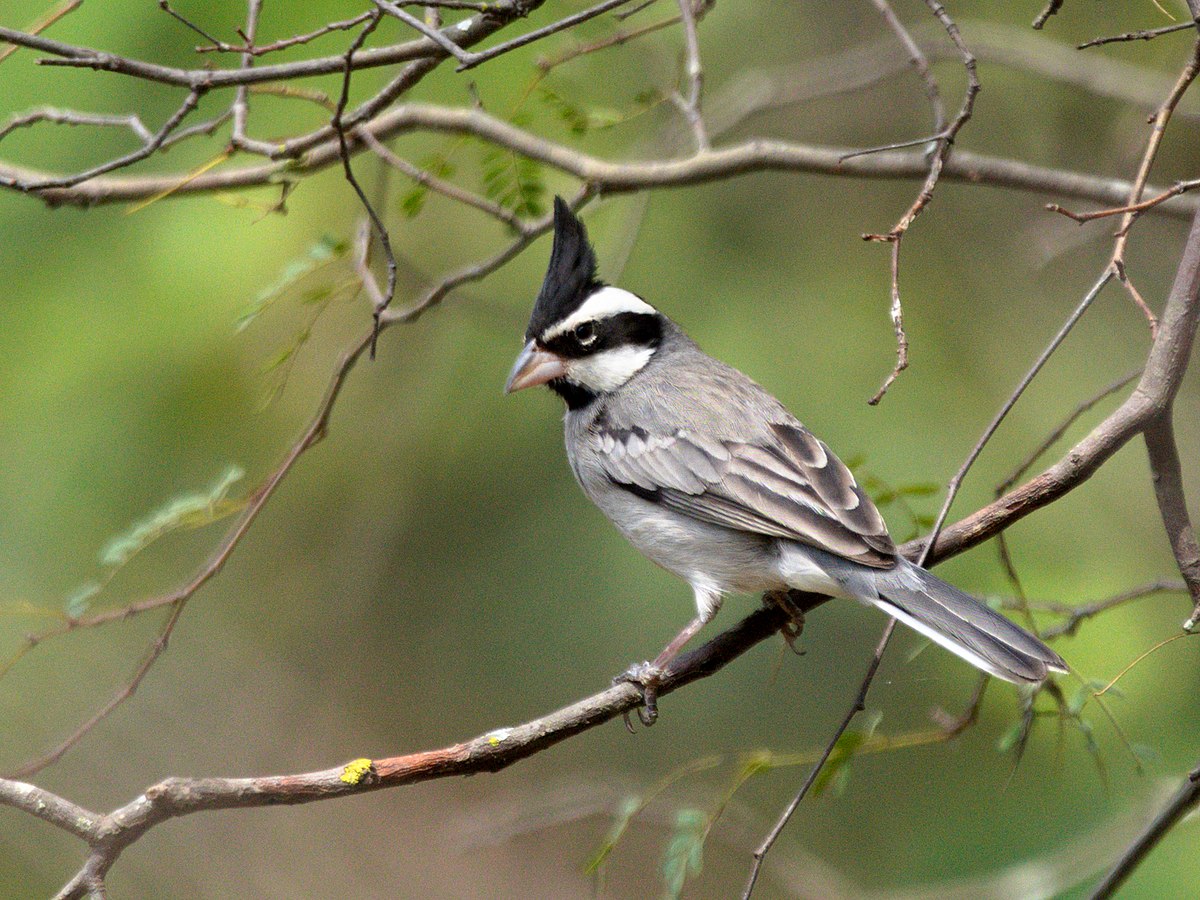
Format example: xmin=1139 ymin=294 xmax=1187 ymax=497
xmin=505 ymin=196 xmax=1067 ymax=723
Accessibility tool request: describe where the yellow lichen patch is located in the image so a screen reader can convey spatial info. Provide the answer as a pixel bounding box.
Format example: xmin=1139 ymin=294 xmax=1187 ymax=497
xmin=339 ymin=758 xmax=375 ymax=785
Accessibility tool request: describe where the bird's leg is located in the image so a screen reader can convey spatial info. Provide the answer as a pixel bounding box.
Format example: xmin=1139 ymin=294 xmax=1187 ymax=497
xmin=765 ymin=590 xmax=806 ymax=656
xmin=615 ymin=615 xmax=707 ymax=728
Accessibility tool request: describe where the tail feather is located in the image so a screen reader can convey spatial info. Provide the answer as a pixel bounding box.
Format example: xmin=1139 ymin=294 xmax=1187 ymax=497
xmin=870 ymin=561 xmax=1067 ymax=685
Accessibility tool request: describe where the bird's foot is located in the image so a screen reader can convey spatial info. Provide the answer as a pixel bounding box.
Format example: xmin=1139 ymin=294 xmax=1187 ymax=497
xmin=613 ymin=661 xmax=663 ymax=730
xmin=765 ymin=590 xmax=806 ymax=656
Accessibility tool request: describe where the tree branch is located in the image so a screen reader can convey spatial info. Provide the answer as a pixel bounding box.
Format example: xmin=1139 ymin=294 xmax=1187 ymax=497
xmin=1089 ymin=762 xmax=1200 ymax=899
xmin=4 ymin=102 xmax=1197 ymax=215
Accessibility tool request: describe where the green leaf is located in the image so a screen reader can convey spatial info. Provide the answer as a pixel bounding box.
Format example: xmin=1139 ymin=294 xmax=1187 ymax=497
xmin=537 ymin=86 xmax=591 ymax=135
xmin=584 ymin=796 xmax=641 ymax=876
xmin=1067 ymin=685 xmax=1089 ymax=716
xmin=64 ymin=582 xmax=101 ymax=619
xmin=479 ymin=142 xmax=546 ymax=219
xmin=812 ymin=710 xmax=883 ymax=797
xmin=995 ymin=720 xmax=1024 ymax=754
xmin=99 ymin=466 xmax=246 ymax=568
xmin=236 ymin=234 xmax=349 ymax=331
xmin=899 ymin=482 xmax=939 ymax=497
xmin=660 ymin=808 xmax=706 ymax=900
xmin=1131 ymin=743 xmax=1158 ymax=765
xmin=399 ymin=154 xmax=457 ymax=219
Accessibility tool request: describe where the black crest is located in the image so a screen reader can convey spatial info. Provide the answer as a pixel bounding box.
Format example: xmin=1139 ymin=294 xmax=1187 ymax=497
xmin=525 ymin=196 xmax=602 ymax=341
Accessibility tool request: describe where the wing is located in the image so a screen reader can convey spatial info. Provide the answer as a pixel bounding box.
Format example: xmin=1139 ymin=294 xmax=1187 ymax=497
xmin=592 ymin=421 xmax=896 ymax=567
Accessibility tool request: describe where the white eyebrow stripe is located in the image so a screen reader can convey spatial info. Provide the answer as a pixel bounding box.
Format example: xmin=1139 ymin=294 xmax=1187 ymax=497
xmin=542 ymin=286 xmax=656 ymax=340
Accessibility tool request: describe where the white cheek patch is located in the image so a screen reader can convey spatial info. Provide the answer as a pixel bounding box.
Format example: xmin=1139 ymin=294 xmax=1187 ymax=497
xmin=543 ymin=286 xmax=656 ymax=341
xmin=567 ymin=345 xmax=655 ymax=392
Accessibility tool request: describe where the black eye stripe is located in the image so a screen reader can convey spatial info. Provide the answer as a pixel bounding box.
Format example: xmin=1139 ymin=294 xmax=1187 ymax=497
xmin=541 ymin=312 xmax=663 ymax=358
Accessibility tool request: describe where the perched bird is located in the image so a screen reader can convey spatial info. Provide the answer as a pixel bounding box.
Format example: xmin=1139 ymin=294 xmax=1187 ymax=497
xmin=506 ymin=197 xmax=1066 ymax=721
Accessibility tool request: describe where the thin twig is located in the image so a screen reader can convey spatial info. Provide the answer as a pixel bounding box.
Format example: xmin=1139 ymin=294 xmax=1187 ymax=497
xmin=229 ymin=0 xmax=274 ymax=157
xmin=373 ymin=0 xmax=475 ymax=65
xmin=1090 ymin=762 xmax=1200 ymax=898
xmin=1 ymin=89 xmax=207 ymax=192
xmin=198 ymin=11 xmax=375 ymax=56
xmin=1109 ymin=39 xmax=1200 ymax=332
xmin=0 ymin=0 xmax=81 ymax=67
xmin=998 ymin=368 xmax=1142 ymax=496
xmin=1079 ymin=21 xmax=1197 ymax=50
xmin=1031 ymin=580 xmax=1187 ymax=639
xmin=742 ymin=619 xmax=897 ymax=899
xmin=1047 ymin=179 xmax=1200 ymax=228
xmin=0 ymin=108 xmax=153 ymax=144
xmin=6 ymin=328 xmax=380 ymax=777
xmin=157 ymin=1 xmax=224 ymax=47
xmin=7 ymin=601 xmax=188 ymax=778
xmin=864 ymin=0 xmax=978 ymax=404
xmin=673 ymin=0 xmax=709 ymax=150
xmin=331 ymin=13 xmax=398 ymax=357
xmin=358 ymin=130 xmax=527 ymax=232
xmin=456 ymin=0 xmax=638 ymax=72
xmin=1032 ymin=0 xmax=1064 ymax=30
xmin=921 ymin=269 xmax=1113 ymax=562
xmin=0 ymin=0 xmax=545 ymax=89
xmin=1145 ymin=415 xmax=1200 ymax=626
xmin=536 ymin=9 xmax=682 ymax=72
xmin=1089 ymin=758 xmax=1200 ymax=897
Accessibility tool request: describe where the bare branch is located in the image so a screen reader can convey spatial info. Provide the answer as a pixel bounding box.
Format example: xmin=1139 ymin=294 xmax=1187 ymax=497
xmin=0 ymin=107 xmax=152 ymax=144
xmin=1047 ymin=179 xmax=1200 ymax=227
xmin=0 ymin=0 xmax=544 ymax=89
xmin=7 ymin=602 xmax=187 ymax=778
xmin=919 ymin=203 xmax=1200 ymax=563
xmin=330 ymin=12 xmax=397 ymax=354
xmin=359 ymin=131 xmax=526 ymax=231
xmin=1029 ymin=580 xmax=1188 ymax=639
xmin=1145 ymin=416 xmax=1200 ymax=627
xmin=1090 ymin=762 xmax=1200 ymax=899
xmin=1032 ymin=0 xmax=1064 ymax=30
xmin=455 ymin=0 xmax=639 ymax=72
xmin=672 ymin=0 xmax=709 ymax=150
xmin=373 ymin=0 xmax=475 ymax=65
xmin=997 ymin=368 xmax=1142 ymax=496
xmin=196 ymin=11 xmax=375 ymax=56
xmin=743 ymin=619 xmax=897 ymax=898
xmin=0 ymin=89 xmax=206 ymax=192
xmin=5 ymin=99 xmax=1197 ymax=216
xmin=864 ymin=0 xmax=979 ymax=404
xmin=0 ymin=0 xmax=80 ymax=67
xmin=0 ymin=779 xmax=100 ymax=841
xmin=1079 ymin=21 xmax=1197 ymax=51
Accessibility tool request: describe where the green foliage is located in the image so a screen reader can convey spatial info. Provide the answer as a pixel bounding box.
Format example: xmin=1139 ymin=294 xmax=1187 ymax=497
xmin=847 ymin=457 xmax=940 ymax=542
xmin=535 ymin=84 xmax=663 ymax=136
xmin=99 ymin=466 xmax=246 ymax=568
xmin=660 ymin=808 xmax=706 ymax=900
xmin=399 ymin=154 xmax=458 ymax=219
xmin=812 ymin=710 xmax=884 ymax=798
xmin=479 ymin=139 xmax=547 ymax=220
xmin=51 ymin=467 xmax=249 ymax=621
xmin=584 ymin=795 xmax=641 ymax=877
xmin=235 ymin=234 xmax=350 ymax=332
xmin=63 ymin=582 xmax=101 ymax=619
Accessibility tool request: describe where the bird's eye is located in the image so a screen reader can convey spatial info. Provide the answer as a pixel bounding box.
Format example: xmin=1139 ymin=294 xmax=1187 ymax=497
xmin=573 ymin=321 xmax=597 ymax=345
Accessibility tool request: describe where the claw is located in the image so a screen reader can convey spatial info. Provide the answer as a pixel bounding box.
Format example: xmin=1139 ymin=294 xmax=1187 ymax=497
xmin=766 ymin=590 xmax=806 ymax=655
xmin=613 ymin=661 xmax=664 ymax=728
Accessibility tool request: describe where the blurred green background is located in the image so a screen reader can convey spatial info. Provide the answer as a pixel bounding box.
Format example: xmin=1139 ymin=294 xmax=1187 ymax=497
xmin=2 ymin=1 xmax=1199 ymax=897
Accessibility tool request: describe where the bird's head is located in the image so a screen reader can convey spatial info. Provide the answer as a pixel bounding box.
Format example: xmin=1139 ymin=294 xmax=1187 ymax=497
xmin=505 ymin=197 xmax=665 ymax=409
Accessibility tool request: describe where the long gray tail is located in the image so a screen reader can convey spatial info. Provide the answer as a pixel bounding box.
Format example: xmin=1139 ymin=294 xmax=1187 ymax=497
xmin=869 ymin=560 xmax=1067 ymax=684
